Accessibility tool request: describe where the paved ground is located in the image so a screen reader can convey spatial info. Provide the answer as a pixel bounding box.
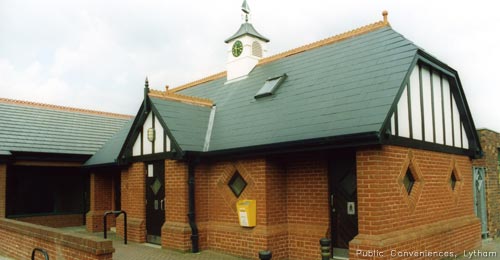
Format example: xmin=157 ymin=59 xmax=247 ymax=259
xmin=457 ymin=239 xmax=500 ymax=259
xmin=62 ymin=226 xmax=249 ymax=260
xmin=3 ymin=227 xmax=500 ymax=259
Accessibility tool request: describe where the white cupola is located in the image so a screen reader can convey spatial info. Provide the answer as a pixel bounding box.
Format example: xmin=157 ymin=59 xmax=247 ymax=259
xmin=225 ymin=0 xmax=269 ymax=81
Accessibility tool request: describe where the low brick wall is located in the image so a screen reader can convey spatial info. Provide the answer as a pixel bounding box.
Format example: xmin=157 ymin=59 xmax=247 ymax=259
xmin=0 ymin=218 xmax=114 ymax=260
xmin=14 ymin=213 xmax=84 ymax=228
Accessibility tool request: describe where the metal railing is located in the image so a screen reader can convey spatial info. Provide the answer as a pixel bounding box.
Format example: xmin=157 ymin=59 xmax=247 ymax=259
xmin=31 ymin=248 xmax=49 ymax=260
xmin=103 ymin=210 xmax=127 ymax=244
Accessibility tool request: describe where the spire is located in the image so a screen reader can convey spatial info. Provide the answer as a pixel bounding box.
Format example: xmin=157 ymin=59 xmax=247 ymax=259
xmin=242 ymin=0 xmax=250 ymax=22
xmin=144 ymin=76 xmax=149 ymax=111
xmin=225 ymin=0 xmax=269 ymax=44
xmin=241 ymin=0 xmax=250 ymax=14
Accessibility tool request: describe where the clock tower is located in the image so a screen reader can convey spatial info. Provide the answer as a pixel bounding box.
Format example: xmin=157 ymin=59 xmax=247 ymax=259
xmin=225 ymin=0 xmax=269 ymax=81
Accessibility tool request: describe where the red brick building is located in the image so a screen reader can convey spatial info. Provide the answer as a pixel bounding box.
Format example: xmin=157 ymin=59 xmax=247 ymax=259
xmin=85 ymin=6 xmax=483 ymax=260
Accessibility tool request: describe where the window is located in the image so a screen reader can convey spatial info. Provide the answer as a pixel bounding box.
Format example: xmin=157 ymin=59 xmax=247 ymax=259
xmin=252 ymin=41 xmax=263 ymax=57
xmin=6 ymin=166 xmax=86 ymax=216
xmin=228 ymin=171 xmax=247 ymax=197
xmin=450 ymin=172 xmax=457 ymax=190
xmin=403 ymin=168 xmax=415 ymax=195
xmin=254 ymin=74 xmax=287 ymax=99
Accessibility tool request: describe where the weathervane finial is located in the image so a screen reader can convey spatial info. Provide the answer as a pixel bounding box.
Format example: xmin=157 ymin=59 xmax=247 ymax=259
xmin=242 ymin=0 xmax=250 ymax=22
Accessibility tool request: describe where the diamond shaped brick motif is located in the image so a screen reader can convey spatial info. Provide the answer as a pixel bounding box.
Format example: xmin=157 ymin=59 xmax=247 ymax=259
xmin=150 ymin=178 xmax=162 ymax=195
xmin=398 ymin=150 xmax=424 ymax=212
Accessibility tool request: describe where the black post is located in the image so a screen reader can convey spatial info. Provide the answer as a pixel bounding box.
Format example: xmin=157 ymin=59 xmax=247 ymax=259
xmin=320 ymin=238 xmax=331 ymax=260
xmin=187 ymin=161 xmax=199 ymax=253
xmin=123 ymin=211 xmax=127 ymax=244
xmin=103 ymin=210 xmax=127 ymax=244
xmin=103 ymin=213 xmax=108 ymax=239
xmin=31 ymin=248 xmax=49 ymax=260
xmin=258 ymin=250 xmax=272 ymax=260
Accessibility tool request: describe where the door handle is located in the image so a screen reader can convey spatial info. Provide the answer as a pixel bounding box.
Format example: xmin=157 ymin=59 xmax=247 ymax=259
xmin=330 ymin=194 xmax=336 ymax=212
xmin=161 ymin=199 xmax=165 ymax=210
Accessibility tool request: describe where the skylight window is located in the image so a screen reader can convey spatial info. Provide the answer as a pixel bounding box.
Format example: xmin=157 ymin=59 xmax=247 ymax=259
xmin=254 ymin=74 xmax=287 ymax=99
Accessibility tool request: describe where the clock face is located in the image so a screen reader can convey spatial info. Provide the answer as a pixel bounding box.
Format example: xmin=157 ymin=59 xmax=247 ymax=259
xmin=232 ymin=40 xmax=243 ymax=57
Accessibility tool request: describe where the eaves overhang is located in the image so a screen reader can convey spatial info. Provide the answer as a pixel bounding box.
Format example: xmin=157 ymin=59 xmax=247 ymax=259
xmin=185 ymin=131 xmax=381 ymax=161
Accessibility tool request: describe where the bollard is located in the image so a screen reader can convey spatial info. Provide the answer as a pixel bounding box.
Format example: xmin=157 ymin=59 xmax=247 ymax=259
xmin=320 ymin=238 xmax=331 ymax=260
xmin=259 ymin=250 xmax=272 ymax=260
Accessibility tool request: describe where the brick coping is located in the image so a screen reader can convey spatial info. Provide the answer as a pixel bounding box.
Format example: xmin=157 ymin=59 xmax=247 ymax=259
xmin=0 ymin=218 xmax=114 ymax=255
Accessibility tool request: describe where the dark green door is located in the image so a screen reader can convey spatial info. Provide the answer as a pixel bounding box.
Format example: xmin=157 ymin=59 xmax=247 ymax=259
xmin=329 ymin=151 xmax=358 ymax=257
xmin=146 ymin=161 xmax=165 ymax=244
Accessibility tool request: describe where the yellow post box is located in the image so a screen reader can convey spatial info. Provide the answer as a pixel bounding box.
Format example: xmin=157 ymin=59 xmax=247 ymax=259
xmin=237 ymin=200 xmax=256 ymax=227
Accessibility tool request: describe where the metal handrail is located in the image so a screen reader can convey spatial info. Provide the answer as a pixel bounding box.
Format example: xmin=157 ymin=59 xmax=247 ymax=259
xmin=31 ymin=248 xmax=49 ymax=260
xmin=103 ymin=210 xmax=127 ymax=244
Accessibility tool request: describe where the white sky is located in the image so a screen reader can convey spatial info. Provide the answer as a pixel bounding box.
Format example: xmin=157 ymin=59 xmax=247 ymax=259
xmin=0 ymin=0 xmax=499 ymax=132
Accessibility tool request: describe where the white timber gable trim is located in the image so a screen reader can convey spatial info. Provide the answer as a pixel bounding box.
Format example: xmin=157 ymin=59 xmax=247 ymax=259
xmin=131 ymin=111 xmax=172 ymax=157
xmin=389 ymin=62 xmax=470 ymax=150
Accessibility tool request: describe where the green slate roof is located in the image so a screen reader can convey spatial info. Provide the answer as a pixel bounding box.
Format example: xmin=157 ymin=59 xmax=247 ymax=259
xmin=83 ymin=119 xmax=133 ymax=166
xmin=225 ymin=23 xmax=270 ymax=43
xmin=86 ymin=24 xmax=422 ymax=165
xmin=0 ymin=100 xmax=131 ymax=156
xmin=179 ymin=26 xmax=418 ymax=152
xmin=150 ymin=97 xmax=212 ymax=152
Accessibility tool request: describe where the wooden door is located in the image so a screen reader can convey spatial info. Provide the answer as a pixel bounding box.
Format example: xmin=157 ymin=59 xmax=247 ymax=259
xmin=146 ymin=161 xmax=165 ymax=244
xmin=329 ymin=151 xmax=358 ymax=257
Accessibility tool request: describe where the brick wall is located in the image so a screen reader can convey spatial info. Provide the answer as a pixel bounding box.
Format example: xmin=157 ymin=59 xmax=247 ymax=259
xmin=0 ymin=218 xmax=114 ymax=260
xmin=118 ymin=162 xmax=146 ymax=243
xmin=162 ymin=159 xmax=191 ymax=250
xmin=0 ymin=164 xmax=5 ymax=218
xmin=115 ymin=145 xmax=479 ymax=259
xmin=114 ymin=156 xmax=326 ymax=259
xmin=351 ymin=145 xmax=481 ymax=259
xmin=199 ymin=159 xmax=270 ymax=257
xmin=15 ymin=214 xmax=84 ymax=228
xmin=473 ymin=129 xmax=500 ymax=237
xmin=192 ymin=155 xmax=328 ymax=260
xmin=87 ymin=172 xmax=115 ymax=232
xmin=285 ymin=155 xmax=329 ymax=260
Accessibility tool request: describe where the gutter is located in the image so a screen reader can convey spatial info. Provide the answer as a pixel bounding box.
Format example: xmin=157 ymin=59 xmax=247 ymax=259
xmin=187 ymin=159 xmax=199 ymax=253
xmin=194 ymin=131 xmax=381 ymax=159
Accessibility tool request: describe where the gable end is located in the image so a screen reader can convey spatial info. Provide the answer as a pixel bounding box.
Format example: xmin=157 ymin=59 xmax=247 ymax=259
xmin=118 ymin=97 xmax=182 ymax=162
xmin=381 ymin=51 xmax=482 ymax=158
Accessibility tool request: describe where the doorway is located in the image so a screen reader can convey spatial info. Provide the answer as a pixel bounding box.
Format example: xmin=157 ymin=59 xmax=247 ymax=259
xmin=146 ymin=161 xmax=166 ymax=244
xmin=329 ymin=151 xmax=358 ymax=258
xmin=473 ymin=166 xmax=488 ymax=238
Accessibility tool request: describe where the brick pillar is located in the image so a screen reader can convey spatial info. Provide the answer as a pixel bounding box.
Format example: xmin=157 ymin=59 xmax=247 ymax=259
xmin=86 ymin=172 xmax=113 ymax=232
xmin=117 ymin=163 xmax=146 ymax=243
xmin=162 ymin=159 xmax=191 ymax=250
xmin=0 ymin=164 xmax=6 ymax=218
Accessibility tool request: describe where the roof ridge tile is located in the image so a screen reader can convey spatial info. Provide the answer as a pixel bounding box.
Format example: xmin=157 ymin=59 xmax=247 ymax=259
xmin=258 ymin=20 xmax=389 ymax=66
xmin=171 ymin=17 xmax=390 ymax=93
xmin=148 ymin=89 xmax=214 ymax=107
